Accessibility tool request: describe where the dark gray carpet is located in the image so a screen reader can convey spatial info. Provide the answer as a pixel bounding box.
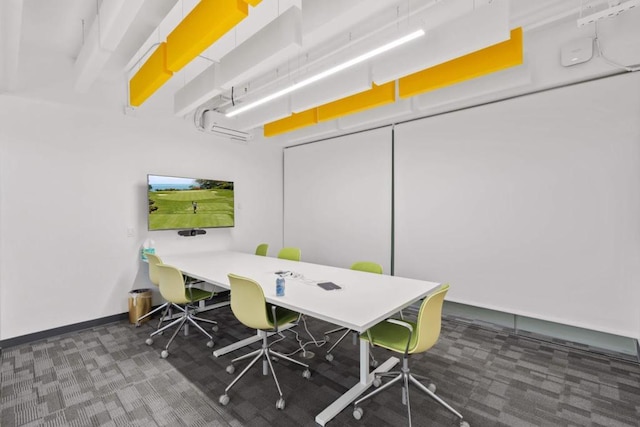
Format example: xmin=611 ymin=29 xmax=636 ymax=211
xmin=2 ymin=302 xmax=639 ymax=426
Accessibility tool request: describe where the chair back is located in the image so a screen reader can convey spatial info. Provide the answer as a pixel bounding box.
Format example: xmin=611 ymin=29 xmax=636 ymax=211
xmin=228 ymin=274 xmax=273 ymax=330
xmin=277 ymin=247 xmax=301 ymax=261
xmin=156 ymin=264 xmax=189 ymax=304
xmin=146 ymin=253 xmax=163 ymax=287
xmin=351 ymin=261 xmax=383 ymax=274
xmin=255 ymin=243 xmax=269 ymax=256
xmin=410 ymin=284 xmax=449 ymax=354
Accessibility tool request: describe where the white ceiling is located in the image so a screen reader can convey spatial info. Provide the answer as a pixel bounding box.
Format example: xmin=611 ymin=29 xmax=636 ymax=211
xmin=0 ymin=0 xmax=631 ymax=140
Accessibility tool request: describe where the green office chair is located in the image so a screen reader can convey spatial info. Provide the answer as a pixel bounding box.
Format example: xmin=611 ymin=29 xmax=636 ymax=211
xmin=145 ymin=264 xmax=218 ymax=358
xmin=277 ymin=247 xmax=301 ymax=261
xmin=352 ymin=284 xmax=469 ymax=427
xmin=255 ymin=243 xmax=269 ymax=256
xmin=324 ymin=261 xmax=383 ymax=364
xmin=219 ymin=273 xmax=311 ymax=410
xmin=136 ymin=253 xmax=185 ymax=329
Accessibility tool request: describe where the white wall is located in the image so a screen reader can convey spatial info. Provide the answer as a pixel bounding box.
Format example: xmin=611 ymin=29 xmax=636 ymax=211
xmin=283 ymin=127 xmax=392 ymax=271
xmin=394 ymin=72 xmax=640 ymax=338
xmin=0 ymin=96 xmax=283 ymax=341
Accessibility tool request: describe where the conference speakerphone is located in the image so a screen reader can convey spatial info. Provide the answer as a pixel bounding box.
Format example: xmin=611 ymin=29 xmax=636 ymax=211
xmin=177 ymin=229 xmax=207 ymax=237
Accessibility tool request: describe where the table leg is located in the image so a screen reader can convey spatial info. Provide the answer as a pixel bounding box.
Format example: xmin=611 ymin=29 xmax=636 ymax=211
xmin=314 ymin=339 xmax=399 ymax=426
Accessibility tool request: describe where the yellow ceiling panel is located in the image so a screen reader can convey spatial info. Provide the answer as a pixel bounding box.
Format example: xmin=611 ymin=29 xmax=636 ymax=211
xmin=242 ymin=0 xmax=262 ymax=6
xmin=166 ymin=0 xmax=248 ymax=72
xmin=317 ymin=82 xmax=396 ymax=122
xmin=399 ymin=27 xmax=523 ymax=98
xmin=263 ymin=109 xmax=318 ymax=137
xmin=129 ymin=43 xmax=173 ymax=107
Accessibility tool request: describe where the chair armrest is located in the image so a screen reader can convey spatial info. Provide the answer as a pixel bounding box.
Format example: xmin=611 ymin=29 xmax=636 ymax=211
xmin=386 ymin=318 xmax=413 ymax=332
xmin=384 ymin=318 xmax=413 ymax=356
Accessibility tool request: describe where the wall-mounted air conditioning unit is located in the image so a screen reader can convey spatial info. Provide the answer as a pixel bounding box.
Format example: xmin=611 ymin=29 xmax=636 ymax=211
xmin=197 ymin=109 xmax=253 ymax=142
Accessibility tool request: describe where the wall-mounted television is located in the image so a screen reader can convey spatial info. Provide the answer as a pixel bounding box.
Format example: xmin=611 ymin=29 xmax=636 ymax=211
xmin=148 ymin=174 xmax=234 ymax=231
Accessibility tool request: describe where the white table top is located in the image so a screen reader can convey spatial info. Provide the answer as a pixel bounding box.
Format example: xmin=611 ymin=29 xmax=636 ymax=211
xmin=162 ymin=251 xmax=440 ymax=333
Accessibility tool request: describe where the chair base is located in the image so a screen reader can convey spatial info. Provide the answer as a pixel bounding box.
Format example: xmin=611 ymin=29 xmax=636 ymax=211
xmin=219 ymin=331 xmax=311 ymax=409
xmin=353 ymin=356 xmax=467 ymax=427
xmin=146 ymin=303 xmax=216 ymax=357
xmin=136 ymin=302 xmax=186 ymax=330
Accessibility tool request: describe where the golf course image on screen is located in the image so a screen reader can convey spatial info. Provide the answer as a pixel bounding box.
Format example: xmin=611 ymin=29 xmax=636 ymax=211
xmin=148 ymin=175 xmax=234 ymax=230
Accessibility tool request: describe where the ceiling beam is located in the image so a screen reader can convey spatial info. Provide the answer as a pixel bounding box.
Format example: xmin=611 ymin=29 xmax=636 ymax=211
xmin=73 ymin=0 xmax=150 ymax=93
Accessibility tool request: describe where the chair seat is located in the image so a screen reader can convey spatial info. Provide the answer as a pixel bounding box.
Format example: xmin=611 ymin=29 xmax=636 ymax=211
xmin=272 ymin=306 xmax=299 ymax=327
xmin=187 ymin=287 xmax=214 ymax=303
xmin=361 ymin=319 xmax=418 ymax=353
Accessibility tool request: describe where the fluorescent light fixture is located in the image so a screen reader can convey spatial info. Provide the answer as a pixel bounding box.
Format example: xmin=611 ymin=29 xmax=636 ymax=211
xmin=372 ymin=0 xmax=510 ymax=85
xmin=225 ymin=28 xmax=425 ymax=117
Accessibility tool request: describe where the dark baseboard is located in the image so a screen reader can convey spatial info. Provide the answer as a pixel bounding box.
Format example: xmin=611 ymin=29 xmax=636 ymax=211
xmin=0 ymin=293 xmax=231 ymax=350
xmin=0 ymin=312 xmax=129 ymax=349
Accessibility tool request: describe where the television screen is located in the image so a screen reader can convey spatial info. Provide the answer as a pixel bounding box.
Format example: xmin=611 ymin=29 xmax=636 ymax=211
xmin=148 ymin=174 xmax=234 ymax=230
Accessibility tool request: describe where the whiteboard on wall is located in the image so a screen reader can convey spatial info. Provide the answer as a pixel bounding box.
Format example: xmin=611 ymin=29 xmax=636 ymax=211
xmin=284 ymin=127 xmax=392 ymax=272
xmin=394 ymin=73 xmax=640 ymax=337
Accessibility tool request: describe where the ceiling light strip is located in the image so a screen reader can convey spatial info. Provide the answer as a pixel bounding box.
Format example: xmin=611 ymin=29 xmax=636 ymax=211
xmin=225 ymin=29 xmax=425 ymax=118
xmin=399 ymin=27 xmax=523 ymax=98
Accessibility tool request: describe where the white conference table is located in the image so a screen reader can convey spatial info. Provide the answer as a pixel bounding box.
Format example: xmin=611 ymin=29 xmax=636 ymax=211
xmin=162 ymin=251 xmax=439 ymax=425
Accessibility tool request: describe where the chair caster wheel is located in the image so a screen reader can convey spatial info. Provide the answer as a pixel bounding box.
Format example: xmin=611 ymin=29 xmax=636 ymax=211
xmin=325 ymin=353 xmax=334 ymax=362
xmin=302 ymin=369 xmax=311 ymax=379
xmin=460 ymin=421 xmax=470 ymax=427
xmin=226 ymin=365 xmax=235 ymax=374
xmin=206 ymin=340 xmax=214 ymax=348
xmin=135 ymin=322 xmax=141 ymax=328
xmin=276 ymin=398 xmax=285 ymax=410
xmin=353 ymin=407 xmax=363 ymax=420
xmin=212 ymin=325 xmax=219 ymax=332
xmin=428 ymin=383 xmax=436 ymax=393
xmin=324 ymin=334 xmax=330 ymax=342
xmin=160 ymin=350 xmax=169 ymax=359
xmin=370 ymin=359 xmax=379 ymax=368
xmin=145 ymin=338 xmax=153 ymax=346
xmin=219 ymin=394 xmax=229 ymax=406
xmin=373 ymin=377 xmax=382 ymax=387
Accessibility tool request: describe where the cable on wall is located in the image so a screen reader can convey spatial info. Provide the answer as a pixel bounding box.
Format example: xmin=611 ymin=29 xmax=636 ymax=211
xmin=594 ymin=21 xmax=640 ymax=72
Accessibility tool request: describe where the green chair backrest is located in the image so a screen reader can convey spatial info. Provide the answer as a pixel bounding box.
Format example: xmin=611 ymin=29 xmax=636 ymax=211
xmin=146 ymin=253 xmax=163 ymax=287
xmin=277 ymin=247 xmax=301 ymax=262
xmin=156 ymin=264 xmax=190 ymax=305
xmin=255 ymin=243 xmax=269 ymax=256
xmin=228 ymin=274 xmax=273 ymax=330
xmin=411 ymin=284 xmax=449 ymax=354
xmin=351 ymin=261 xmax=383 ymax=274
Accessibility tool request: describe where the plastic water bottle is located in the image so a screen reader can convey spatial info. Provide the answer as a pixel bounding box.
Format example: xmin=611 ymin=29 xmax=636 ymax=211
xmin=141 ymin=238 xmax=156 ymax=261
xmin=276 ymin=276 xmax=285 ymax=297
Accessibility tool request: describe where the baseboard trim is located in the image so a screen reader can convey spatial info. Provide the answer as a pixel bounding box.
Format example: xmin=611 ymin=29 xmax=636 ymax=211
xmin=0 ymin=293 xmax=232 ymax=350
xmin=0 ymin=312 xmax=129 ymax=349
xmin=403 ymin=300 xmax=639 ymax=363
xmin=442 ymin=301 xmax=639 ymax=363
